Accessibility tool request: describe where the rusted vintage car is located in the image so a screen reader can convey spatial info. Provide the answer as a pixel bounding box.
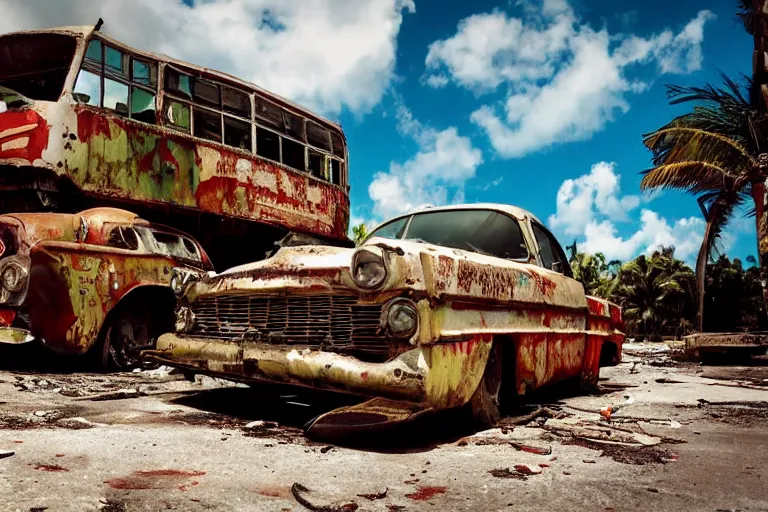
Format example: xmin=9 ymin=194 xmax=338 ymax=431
xmin=0 ymin=207 xmax=212 ymax=368
xmin=147 ymin=204 xmax=624 ymax=431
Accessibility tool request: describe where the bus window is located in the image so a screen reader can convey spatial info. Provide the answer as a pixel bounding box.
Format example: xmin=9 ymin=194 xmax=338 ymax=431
xmin=166 ymin=101 xmax=191 ymax=132
xmin=282 ymin=138 xmax=305 ymax=171
xmin=132 ymin=59 xmax=156 ymax=87
xmin=131 ymin=87 xmax=156 ymax=124
xmin=0 ymin=33 xmax=78 ymax=101
xmin=194 ymin=108 xmax=222 ymax=143
xmin=105 ymin=46 xmax=128 ymax=77
xmin=73 ymin=70 xmax=100 ymax=106
xmin=308 ymin=150 xmax=327 ymax=179
xmin=85 ymin=39 xmax=102 ymax=63
xmin=283 ymin=110 xmax=304 ymax=140
xmin=256 ymin=127 xmax=280 ymax=161
xmin=330 ymin=159 xmax=343 ymax=186
xmin=193 ymin=79 xmax=219 ymax=108
xmin=165 ymin=68 xmax=192 ymax=98
xmin=224 ymin=117 xmax=251 ymax=151
xmin=222 ymin=86 xmax=250 ymax=118
xmin=307 ymin=122 xmax=331 ymax=152
xmin=75 ymin=39 xmax=158 ymax=125
xmin=331 ymin=132 xmax=345 ymax=158
xmin=104 ymin=78 xmax=128 ymax=115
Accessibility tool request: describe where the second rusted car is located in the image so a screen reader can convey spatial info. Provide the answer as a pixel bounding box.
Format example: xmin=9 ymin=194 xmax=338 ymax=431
xmin=147 ymin=204 xmax=624 ymax=429
xmin=0 ymin=207 xmax=212 ymax=368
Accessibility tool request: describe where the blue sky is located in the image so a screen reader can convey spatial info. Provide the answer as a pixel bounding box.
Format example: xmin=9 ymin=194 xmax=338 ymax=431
xmin=1 ymin=0 xmax=756 ymax=265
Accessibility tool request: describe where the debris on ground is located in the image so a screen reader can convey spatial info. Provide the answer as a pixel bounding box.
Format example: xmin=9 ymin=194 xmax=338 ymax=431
xmin=599 ymin=395 xmax=635 ymax=421
xmin=291 ymin=483 xmax=359 ymax=511
xmin=356 ymin=489 xmax=388 ymax=501
xmin=84 ymin=388 xmax=147 ymax=401
xmin=0 ymin=450 xmax=14 ymax=459
xmin=455 ymin=428 xmax=552 ymax=455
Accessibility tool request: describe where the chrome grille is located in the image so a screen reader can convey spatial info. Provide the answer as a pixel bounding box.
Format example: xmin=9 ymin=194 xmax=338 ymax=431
xmin=188 ymin=293 xmax=389 ymax=361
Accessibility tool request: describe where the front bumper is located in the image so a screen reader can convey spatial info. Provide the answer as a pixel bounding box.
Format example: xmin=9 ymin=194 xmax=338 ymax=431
xmin=0 ymin=326 xmax=34 ymax=344
xmin=145 ymin=333 xmax=492 ymax=409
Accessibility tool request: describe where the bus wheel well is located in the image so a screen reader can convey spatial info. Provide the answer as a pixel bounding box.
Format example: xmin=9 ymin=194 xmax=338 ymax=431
xmin=599 ymin=341 xmax=619 ymax=367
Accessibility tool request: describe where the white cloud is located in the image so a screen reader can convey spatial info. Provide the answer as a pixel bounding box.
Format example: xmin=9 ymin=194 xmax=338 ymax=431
xmin=367 ymin=103 xmax=483 ymax=220
xmin=581 ymin=211 xmax=705 ymax=263
xmin=0 ymin=0 xmax=415 ymax=116
xmin=550 ymin=162 xmax=712 ymax=263
xmin=549 ymin=162 xmax=640 ymax=236
xmin=424 ymin=2 xmax=715 ymax=157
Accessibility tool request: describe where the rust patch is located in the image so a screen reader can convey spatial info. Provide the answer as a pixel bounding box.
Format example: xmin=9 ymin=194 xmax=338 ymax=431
xmin=33 ymin=463 xmax=69 ymax=472
xmin=405 ymin=486 xmax=447 ymax=501
xmin=104 ymin=469 xmax=205 ymax=490
xmin=0 ymin=109 xmax=50 ymax=163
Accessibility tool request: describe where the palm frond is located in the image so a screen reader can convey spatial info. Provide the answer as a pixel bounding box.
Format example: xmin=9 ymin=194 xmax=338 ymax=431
xmin=640 ymin=161 xmax=740 ymax=192
xmin=643 ymin=126 xmax=758 ymax=169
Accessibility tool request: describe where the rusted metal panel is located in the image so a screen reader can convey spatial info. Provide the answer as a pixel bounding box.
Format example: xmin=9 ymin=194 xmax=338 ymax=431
xmin=150 ymin=333 xmax=492 ymax=409
xmin=0 ymin=104 xmax=350 ymax=240
xmin=26 ymin=243 xmax=176 ymax=353
xmin=0 ymin=208 xmax=209 ymax=355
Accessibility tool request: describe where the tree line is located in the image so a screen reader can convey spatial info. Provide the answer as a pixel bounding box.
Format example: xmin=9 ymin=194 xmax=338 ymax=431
xmin=569 ymin=245 xmax=766 ymax=340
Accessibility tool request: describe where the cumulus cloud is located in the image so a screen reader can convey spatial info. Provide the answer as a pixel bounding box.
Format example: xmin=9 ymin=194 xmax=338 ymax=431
xmin=549 ymin=162 xmax=640 ymax=236
xmin=548 ymin=162 xmax=727 ymax=264
xmin=581 ymin=211 xmax=705 ymax=262
xmin=367 ymin=102 xmax=483 ymax=220
xmin=424 ymin=1 xmax=714 ymax=157
xmin=0 ymin=0 xmax=415 ymax=116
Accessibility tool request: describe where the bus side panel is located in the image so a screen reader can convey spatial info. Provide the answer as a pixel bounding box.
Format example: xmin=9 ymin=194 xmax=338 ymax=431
xmin=63 ymin=108 xmax=349 ymax=240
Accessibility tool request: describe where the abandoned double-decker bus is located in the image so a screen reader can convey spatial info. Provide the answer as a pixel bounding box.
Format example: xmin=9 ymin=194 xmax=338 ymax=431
xmin=0 ymin=24 xmax=351 ymax=271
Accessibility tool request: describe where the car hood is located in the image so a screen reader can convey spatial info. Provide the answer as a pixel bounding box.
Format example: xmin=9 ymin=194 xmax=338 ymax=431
xmin=186 ymin=237 xmax=587 ymax=309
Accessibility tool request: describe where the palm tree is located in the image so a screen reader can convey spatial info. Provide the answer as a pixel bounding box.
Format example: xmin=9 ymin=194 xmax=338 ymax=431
xmin=613 ymin=248 xmax=696 ymax=339
xmin=351 ymin=223 xmax=369 ymax=245
xmin=640 ymin=75 xmax=768 ymax=331
xmin=569 ymin=250 xmax=621 ymax=298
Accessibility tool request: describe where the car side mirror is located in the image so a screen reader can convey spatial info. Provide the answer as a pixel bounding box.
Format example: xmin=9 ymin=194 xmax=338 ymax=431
xmin=73 ymin=92 xmax=90 ymax=104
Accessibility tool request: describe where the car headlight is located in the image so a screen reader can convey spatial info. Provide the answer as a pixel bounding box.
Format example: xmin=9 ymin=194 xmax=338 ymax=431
xmin=351 ymin=248 xmax=387 ymax=289
xmin=175 ymin=306 xmax=195 ymax=333
xmin=1 ymin=260 xmax=27 ymax=293
xmin=170 ymin=267 xmax=199 ymax=297
xmin=383 ymin=298 xmax=418 ymax=340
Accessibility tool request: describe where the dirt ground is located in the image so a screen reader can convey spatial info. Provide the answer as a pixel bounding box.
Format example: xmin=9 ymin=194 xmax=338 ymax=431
xmin=1 ymin=342 xmax=768 ymax=512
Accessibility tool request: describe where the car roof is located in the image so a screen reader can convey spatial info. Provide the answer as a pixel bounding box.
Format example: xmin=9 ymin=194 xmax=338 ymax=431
xmin=373 ymin=203 xmax=544 ymax=230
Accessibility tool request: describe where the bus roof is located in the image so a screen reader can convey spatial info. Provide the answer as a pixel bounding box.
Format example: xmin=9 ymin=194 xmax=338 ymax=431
xmin=1 ymin=24 xmax=344 ymax=134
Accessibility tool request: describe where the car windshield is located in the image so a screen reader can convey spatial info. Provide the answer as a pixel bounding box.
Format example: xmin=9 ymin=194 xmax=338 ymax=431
xmin=369 ymin=209 xmax=529 ymax=260
xmin=136 ymin=228 xmax=202 ymax=264
xmin=0 ymin=33 xmax=78 ymax=101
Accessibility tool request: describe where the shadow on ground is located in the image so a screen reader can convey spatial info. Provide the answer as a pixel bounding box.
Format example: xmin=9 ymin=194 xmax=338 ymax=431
xmin=170 ymin=378 xmax=613 ymax=453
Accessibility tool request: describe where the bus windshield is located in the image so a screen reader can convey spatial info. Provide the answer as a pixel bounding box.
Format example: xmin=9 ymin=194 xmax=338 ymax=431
xmin=0 ymin=33 xmax=77 ymax=101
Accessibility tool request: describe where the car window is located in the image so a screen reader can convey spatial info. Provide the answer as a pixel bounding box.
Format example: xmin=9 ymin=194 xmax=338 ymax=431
xmin=396 ymin=210 xmax=528 ymax=260
xmin=138 ymin=228 xmax=202 ymax=262
xmin=106 ymin=226 xmax=139 ymax=250
xmin=532 ymin=223 xmax=570 ymax=276
xmin=368 ymin=217 xmax=408 ymax=241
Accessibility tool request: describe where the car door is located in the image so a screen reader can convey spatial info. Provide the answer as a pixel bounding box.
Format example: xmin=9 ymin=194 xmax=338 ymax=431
xmin=529 ymin=221 xmax=586 ymax=384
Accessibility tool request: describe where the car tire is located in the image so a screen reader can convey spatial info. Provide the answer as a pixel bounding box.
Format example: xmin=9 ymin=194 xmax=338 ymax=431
xmin=467 ymin=341 xmax=504 ymax=429
xmin=100 ymin=305 xmax=154 ymax=371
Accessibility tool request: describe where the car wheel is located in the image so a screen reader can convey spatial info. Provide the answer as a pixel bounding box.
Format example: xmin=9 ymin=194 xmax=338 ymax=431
xmin=100 ymin=306 xmax=154 ymax=371
xmin=467 ymin=342 xmax=503 ymax=429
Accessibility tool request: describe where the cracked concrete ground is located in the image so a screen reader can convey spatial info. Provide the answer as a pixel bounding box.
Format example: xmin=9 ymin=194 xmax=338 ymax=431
xmin=1 ymin=343 xmax=767 ymax=512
